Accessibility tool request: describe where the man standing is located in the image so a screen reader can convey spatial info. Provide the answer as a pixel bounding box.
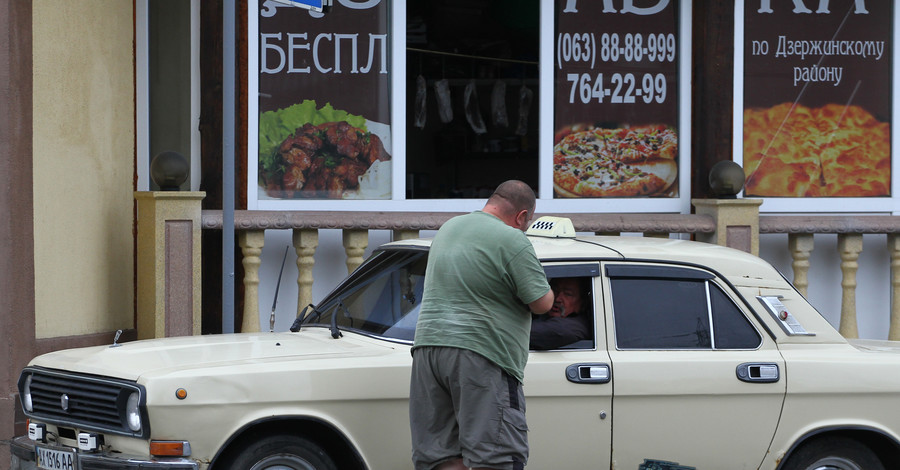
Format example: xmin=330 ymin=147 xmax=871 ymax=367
xmin=409 ymin=180 xmax=554 ymax=470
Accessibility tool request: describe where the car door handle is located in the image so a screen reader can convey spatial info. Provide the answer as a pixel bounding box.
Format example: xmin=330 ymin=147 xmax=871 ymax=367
xmin=736 ymin=362 xmax=780 ymax=383
xmin=566 ymin=363 xmax=611 ymax=384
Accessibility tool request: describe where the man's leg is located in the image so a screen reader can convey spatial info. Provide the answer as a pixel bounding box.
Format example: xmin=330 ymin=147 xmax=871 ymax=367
xmin=453 ymin=351 xmax=528 ymax=470
xmin=435 ymin=458 xmax=467 ymax=470
xmin=410 ymin=347 xmax=463 ymax=470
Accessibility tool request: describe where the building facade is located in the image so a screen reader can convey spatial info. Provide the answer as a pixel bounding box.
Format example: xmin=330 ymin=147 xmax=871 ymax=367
xmin=3 ymin=0 xmax=898 ymax=463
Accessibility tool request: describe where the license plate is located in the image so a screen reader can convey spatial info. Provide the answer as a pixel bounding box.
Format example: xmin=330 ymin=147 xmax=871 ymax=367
xmin=35 ymin=445 xmax=77 ymax=470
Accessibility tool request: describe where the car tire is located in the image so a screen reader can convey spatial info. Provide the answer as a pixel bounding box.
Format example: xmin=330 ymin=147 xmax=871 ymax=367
xmin=223 ymin=434 xmax=338 ymax=470
xmin=781 ymin=437 xmax=885 ymax=470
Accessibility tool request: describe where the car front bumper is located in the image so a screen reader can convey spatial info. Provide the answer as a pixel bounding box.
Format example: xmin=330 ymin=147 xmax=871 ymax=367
xmin=10 ymin=436 xmax=199 ymax=470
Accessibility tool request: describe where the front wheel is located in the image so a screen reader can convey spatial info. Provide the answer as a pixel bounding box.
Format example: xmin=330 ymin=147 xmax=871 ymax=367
xmin=781 ymin=437 xmax=885 ymax=470
xmin=222 ymin=434 xmax=338 ymax=470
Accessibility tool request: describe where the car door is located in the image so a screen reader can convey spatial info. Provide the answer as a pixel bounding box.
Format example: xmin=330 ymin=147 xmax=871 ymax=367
xmin=525 ymin=263 xmax=613 ymax=469
xmin=603 ymin=262 xmax=786 ymax=470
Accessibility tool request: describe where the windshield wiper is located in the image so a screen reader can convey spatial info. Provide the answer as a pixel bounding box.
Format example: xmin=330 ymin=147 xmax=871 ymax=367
xmin=289 ymin=304 xmax=318 ymax=332
xmin=329 ymin=301 xmax=350 ymax=339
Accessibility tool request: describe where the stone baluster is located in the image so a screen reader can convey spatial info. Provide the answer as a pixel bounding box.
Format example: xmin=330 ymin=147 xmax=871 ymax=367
xmin=293 ymin=229 xmax=319 ymax=318
xmin=343 ymin=229 xmax=369 ymax=275
xmin=837 ymin=234 xmax=863 ymax=339
xmin=239 ymin=230 xmax=265 ymax=332
xmin=393 ymin=229 xmax=420 ymax=241
xmin=788 ymin=233 xmax=814 ymax=297
xmin=889 ymin=234 xmax=900 ymax=340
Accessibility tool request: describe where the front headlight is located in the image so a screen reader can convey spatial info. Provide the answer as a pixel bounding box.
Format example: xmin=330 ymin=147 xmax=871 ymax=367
xmin=125 ymin=392 xmax=142 ymax=432
xmin=22 ymin=374 xmax=33 ymax=412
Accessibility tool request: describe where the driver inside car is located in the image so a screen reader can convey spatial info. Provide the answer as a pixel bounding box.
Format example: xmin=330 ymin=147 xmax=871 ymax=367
xmin=530 ymin=277 xmax=593 ymax=350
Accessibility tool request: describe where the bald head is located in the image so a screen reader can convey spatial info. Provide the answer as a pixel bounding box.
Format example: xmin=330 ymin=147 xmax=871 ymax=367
xmin=484 ymin=180 xmax=537 ymax=230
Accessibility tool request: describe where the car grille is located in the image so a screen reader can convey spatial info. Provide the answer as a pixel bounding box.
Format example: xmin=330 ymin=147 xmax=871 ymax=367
xmin=19 ymin=367 xmax=148 ymax=438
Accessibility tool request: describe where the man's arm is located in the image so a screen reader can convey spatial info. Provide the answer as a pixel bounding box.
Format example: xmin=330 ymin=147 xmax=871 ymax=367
xmin=528 ymin=290 xmax=554 ymax=314
xmin=530 ymin=315 xmax=591 ymax=350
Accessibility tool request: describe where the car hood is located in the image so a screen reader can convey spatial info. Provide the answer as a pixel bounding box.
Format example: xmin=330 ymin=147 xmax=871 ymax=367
xmin=27 ymin=328 xmax=400 ymax=381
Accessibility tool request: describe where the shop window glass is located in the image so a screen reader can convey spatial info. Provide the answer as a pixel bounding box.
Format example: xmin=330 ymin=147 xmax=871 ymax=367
xmin=406 ymin=1 xmax=540 ymax=198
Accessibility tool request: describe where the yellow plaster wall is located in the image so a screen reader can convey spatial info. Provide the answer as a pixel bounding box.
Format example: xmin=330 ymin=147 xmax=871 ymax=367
xmin=32 ymin=1 xmax=135 ymax=338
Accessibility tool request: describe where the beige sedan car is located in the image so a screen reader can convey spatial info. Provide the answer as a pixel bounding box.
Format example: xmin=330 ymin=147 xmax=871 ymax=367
xmin=12 ymin=217 xmax=900 ymax=470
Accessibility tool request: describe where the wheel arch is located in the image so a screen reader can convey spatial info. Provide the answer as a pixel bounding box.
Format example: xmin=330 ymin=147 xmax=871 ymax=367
xmin=776 ymin=425 xmax=900 ymax=470
xmin=208 ymin=416 xmax=367 ymax=470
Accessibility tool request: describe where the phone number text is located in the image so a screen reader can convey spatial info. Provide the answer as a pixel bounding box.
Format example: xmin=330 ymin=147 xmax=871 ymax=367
xmin=557 ymin=32 xmax=677 ymax=68
xmin=566 ymin=73 xmax=668 ymax=104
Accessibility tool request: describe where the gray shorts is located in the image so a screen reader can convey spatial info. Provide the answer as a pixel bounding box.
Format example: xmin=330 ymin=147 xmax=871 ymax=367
xmin=409 ymin=346 xmax=528 ymax=470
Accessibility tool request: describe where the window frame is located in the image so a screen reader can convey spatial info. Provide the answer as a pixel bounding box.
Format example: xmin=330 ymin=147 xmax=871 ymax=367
xmin=605 ymin=262 xmax=762 ymax=351
xmin=532 ymin=262 xmax=601 ymax=351
xmin=246 ymin=0 xmax=693 ymax=213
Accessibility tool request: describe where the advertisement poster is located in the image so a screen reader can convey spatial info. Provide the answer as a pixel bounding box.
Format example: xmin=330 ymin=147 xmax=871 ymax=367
xmin=257 ymin=0 xmax=392 ymax=200
xmin=553 ymin=0 xmax=680 ymax=199
xmin=743 ymin=0 xmax=892 ymax=198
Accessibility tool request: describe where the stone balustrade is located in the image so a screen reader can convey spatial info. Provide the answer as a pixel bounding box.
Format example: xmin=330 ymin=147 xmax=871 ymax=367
xmin=198 ymin=209 xmax=719 ymax=333
xmin=135 ymin=191 xmax=900 ymax=341
xmin=759 ymin=216 xmax=900 ymax=339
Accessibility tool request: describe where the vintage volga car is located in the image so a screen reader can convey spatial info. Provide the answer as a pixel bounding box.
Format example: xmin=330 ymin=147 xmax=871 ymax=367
xmin=11 ymin=217 xmax=900 ymax=470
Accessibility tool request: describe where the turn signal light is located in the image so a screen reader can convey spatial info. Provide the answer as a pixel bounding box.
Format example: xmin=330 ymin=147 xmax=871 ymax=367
xmin=150 ymin=440 xmax=191 ymax=457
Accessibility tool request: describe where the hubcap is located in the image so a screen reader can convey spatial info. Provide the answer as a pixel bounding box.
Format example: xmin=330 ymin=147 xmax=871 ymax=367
xmin=249 ymin=454 xmax=317 ymax=470
xmin=806 ymin=456 xmax=863 ymax=470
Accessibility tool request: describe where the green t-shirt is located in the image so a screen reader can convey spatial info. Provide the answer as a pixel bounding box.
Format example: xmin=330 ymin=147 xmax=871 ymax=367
xmin=413 ymin=211 xmax=550 ymax=382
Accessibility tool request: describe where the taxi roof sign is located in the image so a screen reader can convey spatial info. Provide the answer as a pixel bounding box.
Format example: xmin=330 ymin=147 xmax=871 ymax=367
xmin=526 ymin=216 xmax=576 ymax=239
xmin=268 ymin=0 xmax=332 ymax=12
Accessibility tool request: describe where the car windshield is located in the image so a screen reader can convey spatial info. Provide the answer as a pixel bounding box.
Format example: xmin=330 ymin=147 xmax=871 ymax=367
xmin=301 ymin=248 xmax=429 ymax=342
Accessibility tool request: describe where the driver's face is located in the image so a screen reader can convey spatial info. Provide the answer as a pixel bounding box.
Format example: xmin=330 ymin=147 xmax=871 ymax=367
xmin=549 ymin=278 xmax=582 ymax=318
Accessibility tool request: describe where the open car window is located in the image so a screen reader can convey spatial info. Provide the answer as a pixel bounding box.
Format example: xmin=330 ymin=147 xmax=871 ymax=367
xmin=302 ymin=248 xmax=428 ymax=342
xmin=529 ymin=263 xmax=599 ymax=351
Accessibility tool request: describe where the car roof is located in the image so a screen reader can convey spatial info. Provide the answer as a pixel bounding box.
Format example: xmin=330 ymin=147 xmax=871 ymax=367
xmin=381 ymin=234 xmax=783 ymax=286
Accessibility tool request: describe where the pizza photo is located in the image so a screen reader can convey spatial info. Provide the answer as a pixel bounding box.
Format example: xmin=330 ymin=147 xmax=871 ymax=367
xmin=553 ymin=124 xmax=678 ymax=198
xmin=743 ymin=103 xmax=890 ymax=197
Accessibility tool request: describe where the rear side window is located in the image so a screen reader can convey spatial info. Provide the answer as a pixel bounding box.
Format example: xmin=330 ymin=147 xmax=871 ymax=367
xmin=608 ymin=265 xmax=761 ymax=350
xmin=710 ymin=283 xmax=760 ymax=349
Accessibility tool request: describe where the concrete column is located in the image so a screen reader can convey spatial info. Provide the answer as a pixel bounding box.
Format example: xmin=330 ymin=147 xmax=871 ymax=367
xmin=692 ymin=198 xmax=763 ymax=255
xmin=788 ymin=233 xmax=815 ymax=297
xmin=135 ymin=191 xmax=204 ymax=339
xmin=239 ymin=230 xmax=265 ymax=333
xmin=890 ymin=234 xmax=900 ymax=341
xmin=392 ymin=229 xmax=419 ymax=241
xmin=293 ymin=229 xmax=319 ymax=318
xmin=838 ymin=234 xmax=863 ymax=339
xmin=343 ymin=230 xmax=369 ymax=275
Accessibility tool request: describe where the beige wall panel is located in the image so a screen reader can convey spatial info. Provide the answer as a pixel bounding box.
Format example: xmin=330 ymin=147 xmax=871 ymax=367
xmin=32 ymin=1 xmax=135 ymax=338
